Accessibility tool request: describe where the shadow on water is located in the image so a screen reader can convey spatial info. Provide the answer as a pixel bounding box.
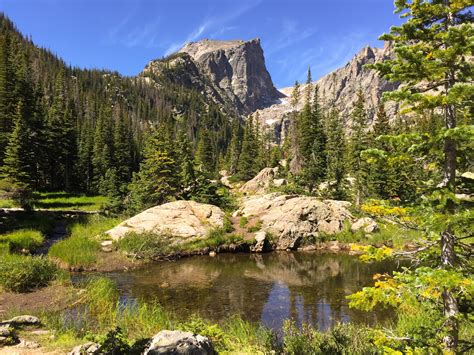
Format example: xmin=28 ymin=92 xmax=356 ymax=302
xmin=92 ymin=252 xmax=402 ymax=332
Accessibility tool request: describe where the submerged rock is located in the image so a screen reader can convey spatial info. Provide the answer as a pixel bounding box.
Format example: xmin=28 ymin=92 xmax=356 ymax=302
xmin=144 ymin=330 xmax=215 ymax=355
xmin=105 ymin=200 xmax=225 ymax=240
xmin=236 ymin=193 xmax=354 ymax=250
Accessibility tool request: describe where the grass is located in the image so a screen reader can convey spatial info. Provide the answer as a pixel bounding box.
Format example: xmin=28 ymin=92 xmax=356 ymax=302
xmin=0 ymin=198 xmax=17 ymax=208
xmin=0 ymin=229 xmax=44 ymax=253
xmin=35 ymin=277 xmax=271 ymax=353
xmin=311 ymin=220 xmax=424 ymax=249
xmin=49 ymin=215 xmax=121 ymax=269
xmin=0 ymin=254 xmax=57 ymax=292
xmin=8 ymin=276 xmax=471 ymax=353
xmin=116 ymin=227 xmax=246 ymax=260
xmin=32 ymin=192 xmax=109 ymax=211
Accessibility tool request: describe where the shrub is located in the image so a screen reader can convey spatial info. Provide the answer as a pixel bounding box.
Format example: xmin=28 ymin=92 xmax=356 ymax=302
xmin=239 ymin=216 xmax=248 ymax=228
xmin=282 ymin=320 xmax=377 ymax=354
xmin=0 ymin=254 xmax=57 ymax=292
xmin=0 ymin=229 xmax=44 ymax=253
xmin=115 ymin=232 xmax=169 ymax=260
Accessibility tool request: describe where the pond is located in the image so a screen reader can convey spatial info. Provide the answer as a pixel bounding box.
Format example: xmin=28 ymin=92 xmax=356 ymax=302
xmin=101 ymin=252 xmax=401 ymax=332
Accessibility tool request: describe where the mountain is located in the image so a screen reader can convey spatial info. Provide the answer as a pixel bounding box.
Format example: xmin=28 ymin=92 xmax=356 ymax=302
xmin=254 ymin=43 xmax=399 ymax=143
xmin=142 ymin=38 xmax=284 ymax=116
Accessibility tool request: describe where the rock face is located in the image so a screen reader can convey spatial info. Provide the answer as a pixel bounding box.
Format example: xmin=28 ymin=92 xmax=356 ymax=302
xmin=235 ymin=194 xmax=354 ymax=250
xmin=239 ymin=167 xmax=280 ymax=194
xmin=142 ymin=39 xmax=283 ymax=116
xmin=144 ymin=330 xmax=215 ymax=355
xmin=255 ymin=43 xmax=399 ymax=143
xmin=105 ymin=201 xmax=225 ymax=240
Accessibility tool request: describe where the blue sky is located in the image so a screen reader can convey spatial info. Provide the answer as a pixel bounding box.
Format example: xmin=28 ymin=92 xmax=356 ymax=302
xmin=0 ymin=0 xmax=400 ymax=88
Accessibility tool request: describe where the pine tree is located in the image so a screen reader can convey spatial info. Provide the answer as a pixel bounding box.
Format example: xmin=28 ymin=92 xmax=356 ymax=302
xmin=46 ymin=69 xmax=77 ymax=191
xmin=298 ymin=80 xmax=327 ymax=192
xmin=325 ymin=108 xmax=347 ymax=199
xmin=0 ymin=32 xmax=16 ymax=162
xmin=236 ymin=116 xmax=259 ymax=181
xmin=196 ymin=128 xmax=215 ymax=177
xmin=365 ymin=102 xmax=393 ymax=199
xmin=177 ymin=131 xmax=195 ymax=196
xmin=112 ymin=107 xmax=132 ymax=194
xmin=1 ymin=99 xmax=34 ymax=186
xmin=128 ymin=127 xmax=179 ymax=211
xmin=350 ymin=1 xmax=474 ymax=351
xmin=227 ymin=118 xmax=243 ymax=174
xmin=349 ymin=89 xmax=369 ymax=206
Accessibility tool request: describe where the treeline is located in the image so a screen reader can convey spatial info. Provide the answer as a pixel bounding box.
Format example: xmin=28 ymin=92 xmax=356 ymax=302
xmin=0 ymin=14 xmax=234 ymax=209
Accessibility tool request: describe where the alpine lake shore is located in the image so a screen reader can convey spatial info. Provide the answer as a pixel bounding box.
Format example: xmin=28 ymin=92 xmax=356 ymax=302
xmin=0 ymin=183 xmax=442 ymax=355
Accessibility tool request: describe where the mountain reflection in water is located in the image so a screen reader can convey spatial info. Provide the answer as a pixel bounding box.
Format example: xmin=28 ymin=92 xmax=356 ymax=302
xmin=105 ymin=252 xmax=399 ymax=331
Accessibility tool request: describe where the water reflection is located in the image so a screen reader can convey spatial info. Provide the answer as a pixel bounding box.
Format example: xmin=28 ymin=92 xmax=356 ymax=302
xmin=106 ymin=252 xmax=398 ymax=331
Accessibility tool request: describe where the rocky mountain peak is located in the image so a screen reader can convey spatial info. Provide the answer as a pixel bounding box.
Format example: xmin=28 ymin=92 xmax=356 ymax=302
xmin=177 ymin=37 xmax=283 ymax=115
xmin=254 ymin=43 xmax=399 ymax=143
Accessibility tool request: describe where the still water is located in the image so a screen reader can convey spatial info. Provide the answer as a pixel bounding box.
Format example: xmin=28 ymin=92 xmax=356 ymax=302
xmin=103 ymin=252 xmax=400 ymax=332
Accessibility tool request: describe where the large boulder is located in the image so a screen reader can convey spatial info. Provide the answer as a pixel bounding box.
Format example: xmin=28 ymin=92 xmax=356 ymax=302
xmin=239 ymin=167 xmax=279 ymax=195
xmin=144 ymin=330 xmax=215 ymax=355
xmin=106 ymin=201 xmax=225 ymax=240
xmin=235 ymin=194 xmax=354 ymax=250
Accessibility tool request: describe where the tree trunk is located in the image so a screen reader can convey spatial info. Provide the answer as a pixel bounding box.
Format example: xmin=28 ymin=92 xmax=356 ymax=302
xmin=440 ymin=3 xmax=459 ymax=350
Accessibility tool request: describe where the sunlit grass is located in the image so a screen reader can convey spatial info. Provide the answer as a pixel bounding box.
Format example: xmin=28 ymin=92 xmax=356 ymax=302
xmin=32 ymin=192 xmax=109 ymax=211
xmin=49 ymin=215 xmax=121 ymax=268
xmin=0 ymin=229 xmax=44 ymax=253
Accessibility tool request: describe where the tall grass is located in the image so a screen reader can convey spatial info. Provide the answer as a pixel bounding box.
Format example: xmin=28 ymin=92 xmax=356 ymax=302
xmin=49 ymin=215 xmax=120 ymax=268
xmin=0 ymin=254 xmax=57 ymax=292
xmin=116 ymin=228 xmax=245 ymax=260
xmin=0 ymin=229 xmax=44 ymax=253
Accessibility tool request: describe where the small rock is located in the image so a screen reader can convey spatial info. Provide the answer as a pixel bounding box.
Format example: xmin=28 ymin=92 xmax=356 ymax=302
xmin=69 ymin=342 xmax=101 ymax=355
xmin=0 ymin=325 xmax=17 ymax=345
xmin=15 ymin=339 xmax=41 ymax=349
xmin=144 ymin=330 xmax=215 ymax=355
xmin=273 ymin=178 xmax=286 ymax=187
xmin=299 ymin=245 xmax=317 ymax=252
xmin=327 ymin=241 xmax=341 ymax=251
xmin=209 ymin=251 xmax=216 ymax=257
xmin=250 ymin=231 xmax=271 ymax=253
xmin=351 ymin=217 xmax=378 ymax=233
xmin=100 ymin=240 xmax=113 ymax=247
xmin=1 ymin=315 xmax=40 ymax=327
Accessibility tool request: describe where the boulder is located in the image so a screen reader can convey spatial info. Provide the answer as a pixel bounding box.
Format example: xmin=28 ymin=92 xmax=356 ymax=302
xmin=239 ymin=167 xmax=279 ymax=195
xmin=144 ymin=330 xmax=215 ymax=355
xmin=69 ymin=342 xmax=100 ymax=355
xmin=250 ymin=231 xmax=271 ymax=253
xmin=351 ymin=217 xmax=378 ymax=233
xmin=235 ymin=194 xmax=354 ymax=250
xmin=105 ymin=201 xmax=225 ymax=240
